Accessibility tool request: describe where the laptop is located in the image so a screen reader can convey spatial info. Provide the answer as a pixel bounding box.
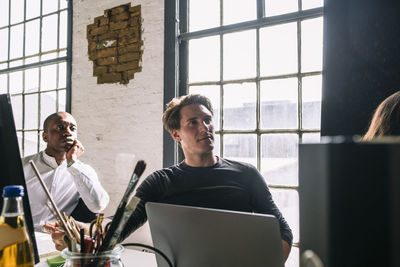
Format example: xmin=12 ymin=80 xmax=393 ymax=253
xmin=145 ymin=202 xmax=284 ymax=267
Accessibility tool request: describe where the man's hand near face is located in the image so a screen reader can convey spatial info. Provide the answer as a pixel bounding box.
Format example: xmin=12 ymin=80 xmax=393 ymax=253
xmin=66 ymin=139 xmax=85 ymax=164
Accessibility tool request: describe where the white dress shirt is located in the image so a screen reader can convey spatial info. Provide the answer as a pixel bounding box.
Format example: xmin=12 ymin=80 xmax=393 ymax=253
xmin=22 ymin=151 xmax=109 ymax=230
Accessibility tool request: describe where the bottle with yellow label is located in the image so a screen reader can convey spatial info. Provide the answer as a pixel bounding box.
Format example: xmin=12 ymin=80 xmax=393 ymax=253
xmin=0 ymin=185 xmax=34 ymax=267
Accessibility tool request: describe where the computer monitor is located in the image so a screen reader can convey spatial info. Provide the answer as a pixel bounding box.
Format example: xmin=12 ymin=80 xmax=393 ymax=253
xmin=0 ymin=93 xmax=39 ymax=264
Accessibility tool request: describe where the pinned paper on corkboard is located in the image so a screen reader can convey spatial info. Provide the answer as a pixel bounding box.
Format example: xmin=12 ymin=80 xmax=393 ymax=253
xmin=87 ymin=3 xmax=143 ymax=84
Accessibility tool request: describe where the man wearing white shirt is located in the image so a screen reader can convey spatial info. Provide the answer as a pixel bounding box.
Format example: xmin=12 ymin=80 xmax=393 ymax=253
xmin=22 ymin=112 xmax=109 ymax=230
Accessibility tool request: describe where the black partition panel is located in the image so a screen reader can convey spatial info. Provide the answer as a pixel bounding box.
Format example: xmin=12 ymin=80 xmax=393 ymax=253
xmin=321 ymin=0 xmax=400 ymax=136
xmin=299 ymin=141 xmax=400 ymax=267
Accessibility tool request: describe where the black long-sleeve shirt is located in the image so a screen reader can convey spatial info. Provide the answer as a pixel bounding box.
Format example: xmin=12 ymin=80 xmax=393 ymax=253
xmin=120 ymin=157 xmax=293 ymax=246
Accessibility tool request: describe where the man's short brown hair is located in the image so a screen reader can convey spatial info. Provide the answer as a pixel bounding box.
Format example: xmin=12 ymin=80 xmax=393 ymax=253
xmin=162 ymin=94 xmax=214 ymax=133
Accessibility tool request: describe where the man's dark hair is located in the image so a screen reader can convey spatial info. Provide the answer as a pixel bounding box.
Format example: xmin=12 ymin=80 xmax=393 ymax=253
xmin=162 ymin=94 xmax=214 ymax=133
xmin=43 ymin=112 xmax=69 ymax=132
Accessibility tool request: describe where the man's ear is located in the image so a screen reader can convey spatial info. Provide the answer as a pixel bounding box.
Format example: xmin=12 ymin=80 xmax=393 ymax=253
xmin=171 ymin=129 xmax=181 ymax=143
xmin=42 ymin=131 xmax=48 ymax=143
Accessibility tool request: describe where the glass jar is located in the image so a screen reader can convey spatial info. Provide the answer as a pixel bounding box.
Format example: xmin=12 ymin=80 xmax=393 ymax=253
xmin=61 ymin=244 xmax=124 ymax=267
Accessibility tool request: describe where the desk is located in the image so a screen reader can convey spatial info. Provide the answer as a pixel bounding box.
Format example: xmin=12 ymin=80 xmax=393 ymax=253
xmin=34 ymin=232 xmax=157 ymax=267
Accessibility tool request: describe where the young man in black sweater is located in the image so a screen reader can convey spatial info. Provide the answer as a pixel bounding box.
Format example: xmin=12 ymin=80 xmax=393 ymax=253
xmin=47 ymin=94 xmax=292 ymax=261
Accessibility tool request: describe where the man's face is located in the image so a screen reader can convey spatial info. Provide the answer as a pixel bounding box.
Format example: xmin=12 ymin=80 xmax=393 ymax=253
xmin=43 ymin=113 xmax=78 ymax=154
xmin=171 ymin=104 xmax=215 ymax=157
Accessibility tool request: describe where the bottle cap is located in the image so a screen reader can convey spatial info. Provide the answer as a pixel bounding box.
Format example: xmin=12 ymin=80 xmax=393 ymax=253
xmin=3 ymin=185 xmax=24 ymax=197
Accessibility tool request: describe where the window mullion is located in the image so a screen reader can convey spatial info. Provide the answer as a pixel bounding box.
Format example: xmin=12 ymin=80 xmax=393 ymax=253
xmin=219 ymin=0 xmax=224 ymax=158
xmin=297 ymin=20 xmax=303 ymax=135
xmin=257 ymin=0 xmax=265 ymax=19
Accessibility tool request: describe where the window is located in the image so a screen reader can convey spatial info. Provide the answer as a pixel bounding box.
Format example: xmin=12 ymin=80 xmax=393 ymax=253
xmin=0 ymin=0 xmax=71 ymax=157
xmin=165 ymin=1 xmax=323 ymax=266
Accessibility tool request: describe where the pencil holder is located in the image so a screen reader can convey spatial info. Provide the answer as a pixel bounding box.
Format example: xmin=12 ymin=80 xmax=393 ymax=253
xmin=61 ymin=244 xmax=124 ymax=267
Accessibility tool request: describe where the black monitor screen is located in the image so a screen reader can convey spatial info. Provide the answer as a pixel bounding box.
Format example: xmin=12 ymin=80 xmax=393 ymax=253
xmin=0 ymin=93 xmax=39 ymax=263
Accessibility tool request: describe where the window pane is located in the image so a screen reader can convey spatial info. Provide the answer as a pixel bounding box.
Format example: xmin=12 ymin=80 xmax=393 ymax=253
xmin=302 ymin=75 xmax=321 ymax=129
xmin=260 ymin=23 xmax=297 ymax=76
xmin=41 ymin=64 xmax=57 ymax=90
xmin=9 ymin=71 xmax=23 ymax=94
xmin=301 ymin=17 xmax=323 ymax=72
xmin=265 ymin=0 xmax=297 ymax=17
xmin=0 ymin=28 xmax=8 ymax=61
xmin=58 ymin=62 xmax=66 ymax=88
xmin=26 ymin=0 xmax=41 ymax=20
xmin=10 ymin=0 xmax=24 ymax=24
xmin=223 ymin=0 xmax=256 ymax=26
xmin=9 ymin=59 xmax=23 ymax=68
xmin=39 ymin=130 xmax=46 ymax=150
xmin=59 ymin=11 xmax=67 ymax=49
xmin=223 ymin=30 xmax=256 ymax=80
xmin=301 ymin=133 xmax=320 ymax=144
xmin=188 ymin=36 xmax=220 ymax=83
xmin=270 ymin=189 xmax=299 ymax=244
xmin=25 ymin=56 xmax=39 ymax=64
xmin=25 ymin=67 xmax=39 ymax=93
xmin=58 ymin=89 xmax=66 ymax=111
xmin=24 ymin=131 xmax=39 ymax=157
xmin=0 ymin=74 xmax=7 ymax=94
xmin=10 ymin=24 xmax=24 ymax=59
xmin=17 ymin=131 xmax=23 ymax=155
xmin=41 ymin=91 xmax=57 ymax=127
xmin=188 ymin=85 xmax=220 ymax=131
xmin=11 ymin=95 xmax=22 ymax=129
xmin=42 ymin=0 xmax=58 ymax=15
xmin=189 ymin=0 xmax=219 ymax=32
xmin=285 ymin=246 xmax=299 ymax=267
xmin=42 ymin=14 xmax=58 ymax=52
xmin=260 ymin=78 xmax=298 ymax=129
xmin=41 ymin=52 xmax=57 ymax=61
xmin=223 ymin=134 xmax=257 ymax=167
xmin=25 ymin=19 xmax=40 ymax=56
xmin=24 ymin=93 xmax=38 ymax=129
xmin=223 ymin=82 xmax=256 ymax=130
xmin=302 ymin=0 xmax=323 ymax=10
xmin=261 ymin=133 xmax=298 ymax=186
xmin=213 ymin=133 xmax=220 ymax=157
xmin=0 ymin=0 xmax=9 ymax=27
xmin=60 ymin=0 xmax=68 ymax=9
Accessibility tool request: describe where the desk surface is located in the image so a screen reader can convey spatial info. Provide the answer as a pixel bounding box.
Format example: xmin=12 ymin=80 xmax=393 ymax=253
xmin=34 ymin=232 xmax=157 ymax=267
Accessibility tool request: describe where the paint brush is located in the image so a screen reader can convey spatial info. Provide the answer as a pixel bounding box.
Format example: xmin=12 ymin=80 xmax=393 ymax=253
xmin=99 ymin=160 xmax=146 ymax=252
xmin=103 ymin=196 xmax=141 ymax=250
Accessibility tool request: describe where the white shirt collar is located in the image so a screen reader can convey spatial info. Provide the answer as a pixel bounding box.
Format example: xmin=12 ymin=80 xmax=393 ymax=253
xmin=41 ymin=150 xmax=65 ymax=169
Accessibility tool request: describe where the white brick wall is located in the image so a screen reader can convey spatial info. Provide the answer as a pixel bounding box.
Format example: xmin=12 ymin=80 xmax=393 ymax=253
xmin=72 ymin=0 xmax=164 ymax=245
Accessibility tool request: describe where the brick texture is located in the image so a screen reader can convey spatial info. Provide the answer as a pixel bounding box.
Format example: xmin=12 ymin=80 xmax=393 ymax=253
xmin=87 ymin=3 xmax=143 ymax=84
